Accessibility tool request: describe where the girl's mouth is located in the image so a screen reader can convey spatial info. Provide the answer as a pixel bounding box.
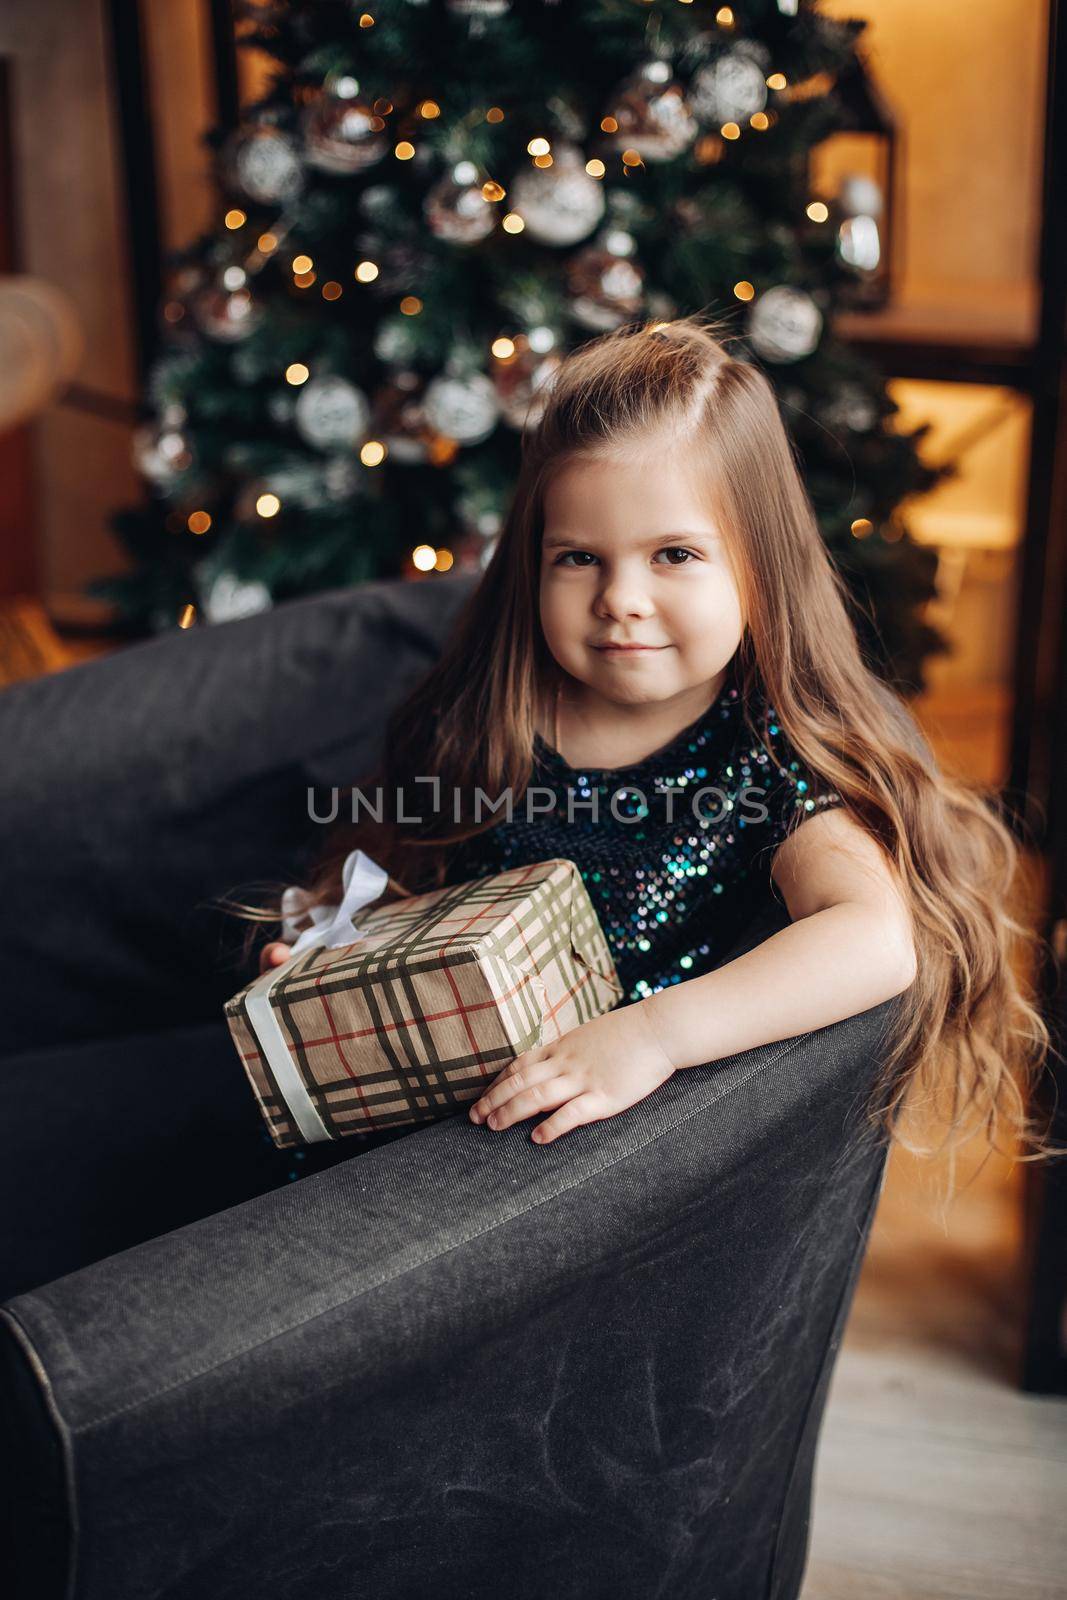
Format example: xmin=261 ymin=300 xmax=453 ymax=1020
xmin=593 ymin=644 xmax=666 ymax=653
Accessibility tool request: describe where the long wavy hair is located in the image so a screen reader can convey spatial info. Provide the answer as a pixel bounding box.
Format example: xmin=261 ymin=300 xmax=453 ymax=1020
xmin=224 ymin=311 xmax=1053 ymax=1156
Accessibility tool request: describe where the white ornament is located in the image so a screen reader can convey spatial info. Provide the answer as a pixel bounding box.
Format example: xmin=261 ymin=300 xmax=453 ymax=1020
xmin=233 ymin=128 xmax=305 ymax=203
xmin=747 ymin=286 xmax=823 ymax=363
xmin=603 ymin=61 xmax=698 ymax=162
xmin=294 ymin=375 xmax=371 ymax=450
xmin=202 ymin=572 xmax=273 ymax=625
xmin=689 ymin=47 xmax=770 ymax=126
xmin=423 ymin=372 xmax=500 ymax=444
xmin=302 ymin=88 xmax=387 ymax=175
xmin=132 ymin=412 xmax=192 ymax=486
xmin=424 ymin=168 xmax=497 ymax=244
xmin=822 ymin=385 xmax=878 ymax=434
xmin=373 ymin=317 xmax=420 ymax=365
xmin=194 ymin=280 xmax=262 ymax=343
xmin=510 ymin=143 xmax=606 ymax=246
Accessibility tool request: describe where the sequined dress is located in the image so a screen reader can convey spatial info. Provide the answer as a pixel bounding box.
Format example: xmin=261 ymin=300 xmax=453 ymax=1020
xmin=443 ymin=659 xmax=844 ymax=1002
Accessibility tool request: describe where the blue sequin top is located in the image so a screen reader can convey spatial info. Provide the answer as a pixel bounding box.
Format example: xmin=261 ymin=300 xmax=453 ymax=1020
xmin=443 ymin=658 xmax=843 ymax=1002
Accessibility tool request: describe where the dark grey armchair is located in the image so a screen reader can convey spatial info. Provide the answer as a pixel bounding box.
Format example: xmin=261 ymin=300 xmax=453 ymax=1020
xmin=0 ymin=574 xmax=918 ymax=1599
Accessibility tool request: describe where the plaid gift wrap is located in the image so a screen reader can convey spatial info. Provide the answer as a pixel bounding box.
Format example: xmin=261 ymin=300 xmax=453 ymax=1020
xmin=225 ymin=857 xmax=623 ymax=1149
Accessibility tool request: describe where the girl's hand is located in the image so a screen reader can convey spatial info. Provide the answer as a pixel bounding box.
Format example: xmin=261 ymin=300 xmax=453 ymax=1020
xmin=258 ymin=941 xmax=293 ymax=975
xmin=468 ymin=1002 xmax=677 ymax=1146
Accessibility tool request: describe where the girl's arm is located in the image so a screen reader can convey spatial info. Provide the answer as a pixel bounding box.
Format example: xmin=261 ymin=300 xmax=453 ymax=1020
xmin=641 ymin=807 xmax=918 ymax=1071
xmin=470 ymin=808 xmax=916 ymax=1145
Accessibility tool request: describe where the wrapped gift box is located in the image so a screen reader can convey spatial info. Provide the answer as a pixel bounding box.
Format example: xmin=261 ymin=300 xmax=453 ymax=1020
xmin=225 ymin=854 xmax=623 ymax=1149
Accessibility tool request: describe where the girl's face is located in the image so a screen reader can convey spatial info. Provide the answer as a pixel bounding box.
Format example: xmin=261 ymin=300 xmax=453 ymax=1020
xmin=538 ymin=445 xmax=745 ymax=713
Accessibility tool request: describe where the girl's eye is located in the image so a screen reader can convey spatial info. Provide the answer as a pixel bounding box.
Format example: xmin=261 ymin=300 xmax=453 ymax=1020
xmin=552 ymin=547 xmax=698 ymax=567
xmin=655 ymin=547 xmax=697 ymax=565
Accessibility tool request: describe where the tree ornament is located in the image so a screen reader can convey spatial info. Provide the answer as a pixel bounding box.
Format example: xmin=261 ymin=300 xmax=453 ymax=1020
xmin=510 ymin=142 xmax=605 ymax=246
xmin=294 ymin=374 xmax=371 ymax=450
xmin=566 ymin=230 xmax=645 ymax=330
xmin=301 ymin=79 xmax=387 ymax=175
xmin=373 ymin=315 xmax=422 ymax=366
xmin=747 ymin=286 xmax=823 ymax=363
xmin=492 ymin=341 xmax=562 ymax=429
xmin=267 ymin=392 xmax=296 ymax=426
xmin=446 ymin=0 xmax=510 ymax=20
xmin=688 ymin=42 xmax=772 ymax=127
xmin=192 ymin=273 xmax=263 ymax=343
xmin=821 ymin=384 xmax=879 ymax=434
xmin=423 ymin=371 xmax=500 ymax=444
xmin=602 ymin=59 xmax=697 ymax=163
xmin=132 ymin=404 xmax=193 ymax=488
xmin=230 ymin=126 xmax=305 ymax=204
xmin=200 ymin=569 xmax=273 ymax=625
xmin=424 ymin=161 xmax=497 ymax=244
xmin=374 ymin=373 xmax=431 ymax=464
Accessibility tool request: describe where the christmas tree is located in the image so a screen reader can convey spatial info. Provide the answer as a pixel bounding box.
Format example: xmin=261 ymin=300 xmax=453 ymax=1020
xmin=90 ymin=0 xmax=948 ymax=691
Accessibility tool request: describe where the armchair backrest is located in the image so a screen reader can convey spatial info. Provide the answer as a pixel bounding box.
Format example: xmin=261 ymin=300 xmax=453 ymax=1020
xmin=0 ymin=574 xmax=478 ymax=1058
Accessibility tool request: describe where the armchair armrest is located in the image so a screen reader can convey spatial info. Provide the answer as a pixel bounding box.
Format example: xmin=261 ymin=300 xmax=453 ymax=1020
xmin=0 ymin=995 xmax=898 ymax=1600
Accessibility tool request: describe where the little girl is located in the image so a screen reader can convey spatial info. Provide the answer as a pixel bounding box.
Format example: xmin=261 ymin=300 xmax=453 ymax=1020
xmin=250 ymin=314 xmax=1048 ymax=1155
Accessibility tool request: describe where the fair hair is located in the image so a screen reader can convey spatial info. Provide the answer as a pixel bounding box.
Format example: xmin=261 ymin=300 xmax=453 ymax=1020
xmin=222 ymin=312 xmax=1053 ymax=1156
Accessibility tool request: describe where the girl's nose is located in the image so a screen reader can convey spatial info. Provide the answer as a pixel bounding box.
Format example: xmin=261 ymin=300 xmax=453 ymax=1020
xmin=594 ymin=572 xmax=655 ymax=620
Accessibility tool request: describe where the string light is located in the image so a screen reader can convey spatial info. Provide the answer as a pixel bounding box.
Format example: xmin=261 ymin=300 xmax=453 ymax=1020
xmin=178 ymin=605 xmax=196 ymax=628
xmin=527 ymin=137 xmax=551 ymax=157
xmin=358 ymin=12 xmax=374 ymax=26
xmin=481 ymin=180 xmax=506 ymax=201
xmin=492 ymin=337 xmax=516 ymax=359
xmin=621 ymin=148 xmax=643 ymax=167
xmin=600 ymin=116 xmax=619 ymax=133
xmin=257 ymin=232 xmax=278 ymax=254
xmin=224 ymin=208 xmax=246 ymax=230
xmin=502 ymin=213 xmax=525 ymax=234
xmin=721 ymin=123 xmax=741 ymax=140
xmin=256 ymin=493 xmax=281 ymax=518
xmin=486 ymin=107 xmax=505 ymax=124
xmin=187 ymin=511 xmax=212 ymax=535
xmin=372 ymin=98 xmax=393 ymax=116
xmin=412 ymin=544 xmax=436 ymax=572
xmin=750 ymin=112 xmax=770 ymax=131
xmin=767 ymin=73 xmax=787 ymax=91
xmin=418 ymin=100 xmax=440 ymax=119
xmin=733 ymin=281 xmax=755 ymax=301
xmin=286 ymin=363 xmax=310 ymax=385
xmin=355 ymin=260 xmax=379 ymax=282
xmin=533 ymin=152 xmax=553 ymax=169
xmin=434 ymin=549 xmax=454 ymax=572
xmin=222 ymin=266 xmax=246 ymax=290
xmin=400 ymin=295 xmax=423 ymax=315
xmin=806 ymin=201 xmax=829 ymax=222
xmin=586 ymin=158 xmax=606 ymax=178
xmin=394 ymin=141 xmax=415 ymax=160
xmin=716 ymin=7 xmax=735 ymax=25
xmin=360 ymin=440 xmax=386 ymax=466
xmin=851 ymin=518 xmax=874 ymax=539
xmin=294 ymin=270 xmax=316 ymax=287
xmin=292 ymin=254 xmax=313 ymax=274
xmin=322 ymin=280 xmax=343 ymax=300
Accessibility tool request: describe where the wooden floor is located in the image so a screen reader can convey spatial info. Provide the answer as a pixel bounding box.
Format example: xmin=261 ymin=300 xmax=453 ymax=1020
xmin=805 ymin=1141 xmax=1067 ymax=1598
xmin=805 ymin=681 xmax=1067 ymax=1600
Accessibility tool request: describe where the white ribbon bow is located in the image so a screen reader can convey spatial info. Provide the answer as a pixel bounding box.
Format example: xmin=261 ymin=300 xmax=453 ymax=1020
xmin=242 ymin=849 xmax=390 ymax=1144
xmin=280 ymin=848 xmax=390 ymax=954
